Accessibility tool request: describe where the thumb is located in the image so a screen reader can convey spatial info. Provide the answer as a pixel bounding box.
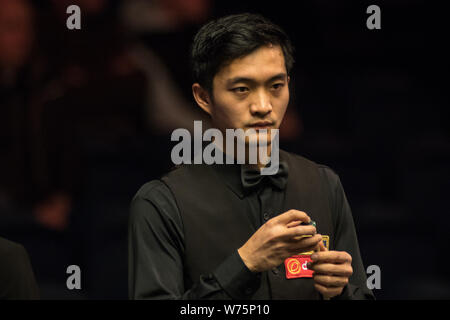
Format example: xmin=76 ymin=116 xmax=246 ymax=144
xmin=318 ymin=239 xmax=328 ymax=252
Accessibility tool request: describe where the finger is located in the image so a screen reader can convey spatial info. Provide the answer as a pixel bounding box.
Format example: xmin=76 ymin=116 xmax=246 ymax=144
xmin=311 ymin=251 xmax=352 ymax=264
xmin=276 ymin=210 xmax=310 ymax=225
xmin=313 ymin=240 xmax=322 ymax=253
xmin=311 ymin=239 xmax=326 ymax=253
xmin=288 ymin=234 xmax=323 ymax=252
xmin=293 ymin=234 xmax=322 ymax=246
xmin=286 ymin=220 xmax=302 ymax=228
xmin=313 ymin=274 xmax=349 ymax=288
xmin=284 ymin=225 xmax=316 ymax=239
xmin=309 ymin=262 xmax=353 ymax=277
xmin=318 ymin=240 xmax=328 ymax=252
xmin=314 ymin=283 xmax=343 ymax=299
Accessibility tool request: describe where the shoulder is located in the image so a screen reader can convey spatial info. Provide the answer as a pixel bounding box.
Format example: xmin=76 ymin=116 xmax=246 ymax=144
xmin=130 ymin=179 xmax=181 ymax=225
xmin=281 ymin=149 xmax=318 ymax=169
xmin=161 ymin=164 xmax=208 ymax=182
xmin=0 ymin=237 xmax=26 ymax=261
xmin=282 ymin=150 xmax=340 ymax=178
xmin=282 ymin=150 xmax=342 ymax=190
xmin=132 ymin=179 xmax=172 ymax=202
xmin=317 ymin=164 xmax=341 ymax=187
xmin=133 ymin=165 xmax=204 ymax=201
xmin=0 ymin=237 xmax=39 ymax=299
xmin=0 ymin=237 xmax=31 ymax=277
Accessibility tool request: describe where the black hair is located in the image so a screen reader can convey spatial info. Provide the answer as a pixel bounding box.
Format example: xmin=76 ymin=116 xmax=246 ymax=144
xmin=190 ymin=13 xmax=295 ymax=94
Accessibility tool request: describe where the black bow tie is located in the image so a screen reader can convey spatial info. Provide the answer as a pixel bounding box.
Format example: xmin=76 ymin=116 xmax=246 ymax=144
xmin=241 ymin=161 xmax=289 ymax=191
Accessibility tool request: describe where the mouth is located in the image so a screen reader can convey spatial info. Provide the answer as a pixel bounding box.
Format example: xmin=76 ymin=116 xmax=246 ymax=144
xmin=247 ymin=121 xmax=274 ymax=130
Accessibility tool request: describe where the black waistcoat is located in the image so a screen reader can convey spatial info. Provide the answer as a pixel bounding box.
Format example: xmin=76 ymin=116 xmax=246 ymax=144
xmin=161 ymin=150 xmax=335 ymax=299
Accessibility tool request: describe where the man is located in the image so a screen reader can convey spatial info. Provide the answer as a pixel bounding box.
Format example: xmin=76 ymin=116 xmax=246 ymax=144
xmin=128 ymin=13 xmax=374 ymax=300
xmin=0 ymin=237 xmax=39 ymax=299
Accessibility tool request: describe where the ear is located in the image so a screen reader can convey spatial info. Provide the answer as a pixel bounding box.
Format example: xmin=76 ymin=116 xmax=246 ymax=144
xmin=192 ymin=83 xmax=213 ymax=115
xmin=287 ymin=75 xmax=290 ymax=84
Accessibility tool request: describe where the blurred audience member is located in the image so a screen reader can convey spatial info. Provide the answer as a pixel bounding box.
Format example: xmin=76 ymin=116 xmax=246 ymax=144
xmin=0 ymin=236 xmax=39 ymax=299
xmin=127 ymin=43 xmax=210 ymax=134
xmin=36 ymin=0 xmax=148 ymax=212
xmin=0 ymin=0 xmax=74 ymax=233
xmin=120 ymin=0 xmax=211 ymax=134
xmin=0 ymin=0 xmax=39 ymax=214
xmin=121 ymin=0 xmax=211 ymax=32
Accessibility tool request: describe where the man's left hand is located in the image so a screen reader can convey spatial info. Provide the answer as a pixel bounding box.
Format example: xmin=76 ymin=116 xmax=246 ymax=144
xmin=308 ymin=241 xmax=353 ymax=299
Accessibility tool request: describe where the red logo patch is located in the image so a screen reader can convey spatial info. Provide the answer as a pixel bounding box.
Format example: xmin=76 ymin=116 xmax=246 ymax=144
xmin=285 ymin=255 xmax=313 ymax=279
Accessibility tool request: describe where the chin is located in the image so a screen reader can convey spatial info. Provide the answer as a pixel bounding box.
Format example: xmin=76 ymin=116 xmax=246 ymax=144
xmin=244 ymin=130 xmax=273 ymax=146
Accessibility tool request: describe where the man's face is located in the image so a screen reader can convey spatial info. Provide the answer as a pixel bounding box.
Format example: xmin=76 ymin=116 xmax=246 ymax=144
xmin=207 ymin=44 xmax=290 ymax=143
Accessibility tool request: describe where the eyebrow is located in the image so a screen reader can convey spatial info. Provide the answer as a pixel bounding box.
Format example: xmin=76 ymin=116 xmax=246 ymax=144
xmin=227 ymin=73 xmax=287 ymax=86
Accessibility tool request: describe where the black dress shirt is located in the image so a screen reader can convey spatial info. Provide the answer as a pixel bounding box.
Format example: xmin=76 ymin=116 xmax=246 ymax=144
xmin=128 ymin=159 xmax=374 ymax=300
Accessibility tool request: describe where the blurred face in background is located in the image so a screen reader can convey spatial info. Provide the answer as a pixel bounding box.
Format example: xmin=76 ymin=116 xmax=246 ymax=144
xmin=0 ymin=0 xmax=34 ymax=69
xmin=163 ymin=0 xmax=211 ymax=25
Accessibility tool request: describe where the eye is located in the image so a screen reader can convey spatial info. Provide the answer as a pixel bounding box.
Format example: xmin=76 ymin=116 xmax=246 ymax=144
xmin=231 ymin=87 xmax=249 ymax=94
xmin=272 ymin=83 xmax=285 ymax=90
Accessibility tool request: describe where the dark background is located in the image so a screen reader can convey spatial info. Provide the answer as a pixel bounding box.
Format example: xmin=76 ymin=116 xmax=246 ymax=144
xmin=0 ymin=0 xmax=448 ymax=299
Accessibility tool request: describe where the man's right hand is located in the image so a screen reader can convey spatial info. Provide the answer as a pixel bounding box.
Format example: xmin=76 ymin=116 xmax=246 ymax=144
xmin=238 ymin=209 xmax=322 ymax=273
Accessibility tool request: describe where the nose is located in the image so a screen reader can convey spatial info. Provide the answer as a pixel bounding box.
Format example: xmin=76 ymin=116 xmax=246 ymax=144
xmin=249 ymin=89 xmax=272 ymax=116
